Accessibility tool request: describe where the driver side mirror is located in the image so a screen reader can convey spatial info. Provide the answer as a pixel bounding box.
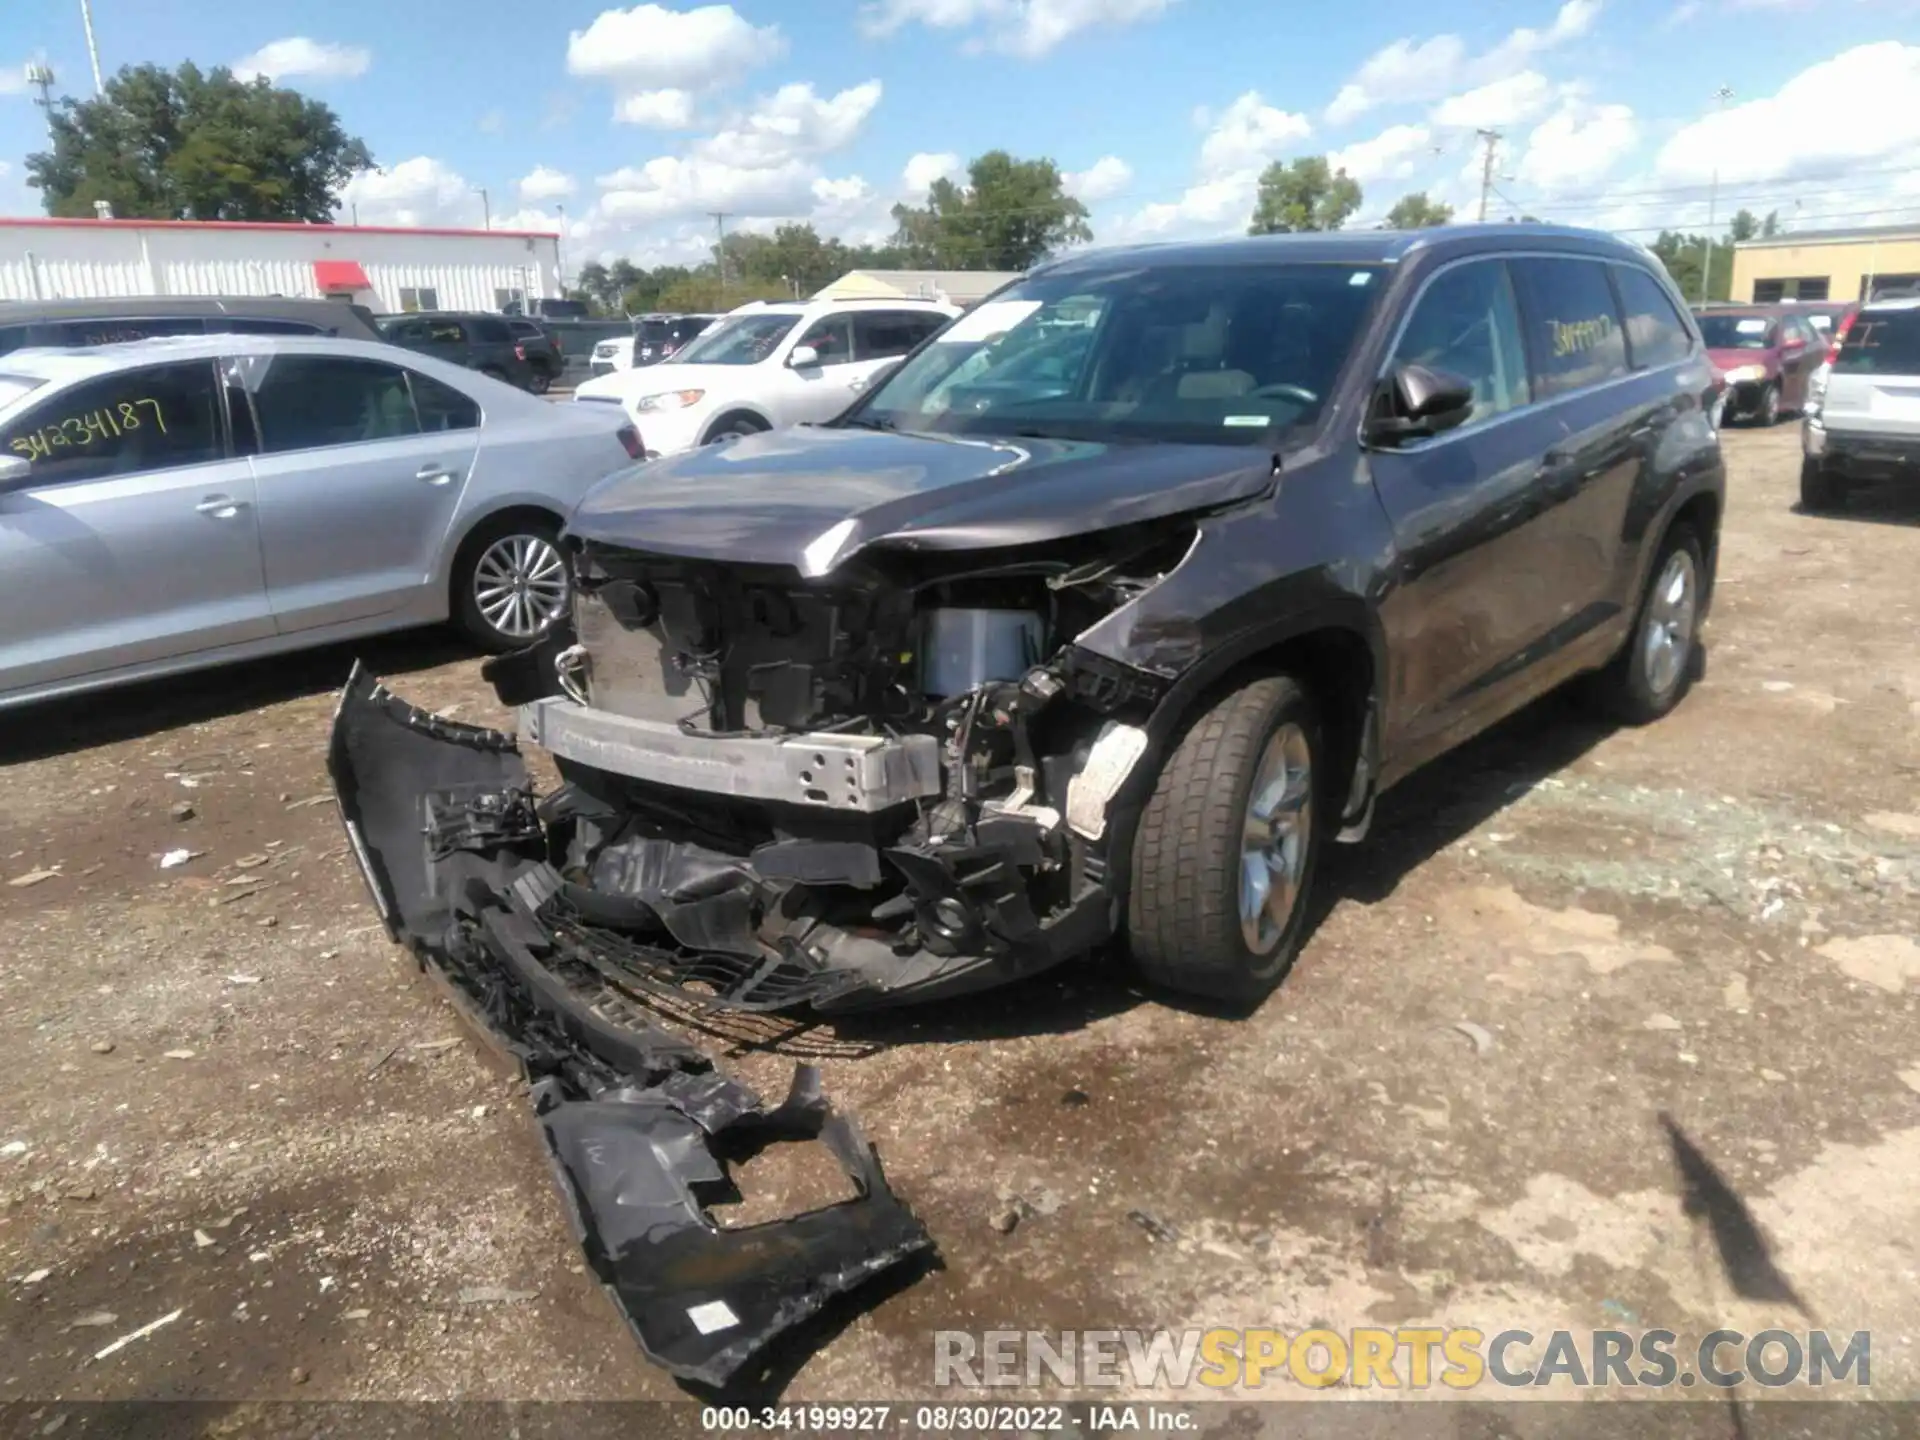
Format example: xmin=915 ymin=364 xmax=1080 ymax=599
xmin=787 ymin=344 xmax=821 ymax=369
xmin=1366 ymin=362 xmax=1476 ymax=445
xmin=0 ymin=454 xmax=32 ymax=492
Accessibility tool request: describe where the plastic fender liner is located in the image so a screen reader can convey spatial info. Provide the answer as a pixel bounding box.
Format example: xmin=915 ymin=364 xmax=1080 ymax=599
xmin=326 ymin=665 xmax=936 ymax=1389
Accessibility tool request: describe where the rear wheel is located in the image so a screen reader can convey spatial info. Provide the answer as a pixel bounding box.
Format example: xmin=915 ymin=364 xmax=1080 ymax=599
xmin=1585 ymin=524 xmax=1703 ymax=725
xmin=1800 ymin=457 xmax=1846 ymax=512
xmin=452 ymin=514 xmax=569 ymax=652
xmin=528 ymin=366 xmax=553 ymax=395
xmin=1756 ymin=382 xmax=1781 ymax=426
xmin=1128 ymin=675 xmax=1323 ymax=1005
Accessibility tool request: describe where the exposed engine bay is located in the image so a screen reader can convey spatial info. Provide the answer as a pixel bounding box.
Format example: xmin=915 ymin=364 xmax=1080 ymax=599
xmin=460 ymin=525 xmax=1196 ymax=1012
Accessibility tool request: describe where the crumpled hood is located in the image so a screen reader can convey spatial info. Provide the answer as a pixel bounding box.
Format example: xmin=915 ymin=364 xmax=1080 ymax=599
xmin=564 ymin=423 xmax=1275 ymax=568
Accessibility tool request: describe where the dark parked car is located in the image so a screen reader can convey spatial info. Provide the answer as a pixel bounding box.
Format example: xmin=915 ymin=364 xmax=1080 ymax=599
xmin=1694 ymin=305 xmax=1824 ymax=425
xmin=375 ymin=312 xmax=536 ymax=390
xmin=331 ymin=223 xmax=1723 ymax=1388
xmin=0 ymin=296 xmax=383 ymax=356
xmin=588 ymin=312 xmax=718 ymax=375
xmin=505 ymin=316 xmax=564 ymax=394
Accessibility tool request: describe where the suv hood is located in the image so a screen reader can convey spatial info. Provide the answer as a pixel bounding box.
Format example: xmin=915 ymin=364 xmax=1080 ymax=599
xmin=565 ymin=424 xmax=1276 ymax=568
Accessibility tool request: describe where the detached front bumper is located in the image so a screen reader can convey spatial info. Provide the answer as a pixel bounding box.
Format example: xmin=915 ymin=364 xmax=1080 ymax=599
xmin=327 ymin=665 xmax=935 ymax=1388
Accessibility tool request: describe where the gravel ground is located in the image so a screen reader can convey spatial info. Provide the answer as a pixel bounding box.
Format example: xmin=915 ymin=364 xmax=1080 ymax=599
xmin=2 ymin=425 xmax=1917 ymax=1412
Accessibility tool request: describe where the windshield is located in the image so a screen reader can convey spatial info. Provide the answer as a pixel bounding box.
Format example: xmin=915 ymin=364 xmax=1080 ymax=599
xmin=1698 ymin=314 xmax=1774 ymax=349
xmin=851 ymin=262 xmax=1385 ymax=445
xmin=670 ymin=313 xmax=798 ymax=365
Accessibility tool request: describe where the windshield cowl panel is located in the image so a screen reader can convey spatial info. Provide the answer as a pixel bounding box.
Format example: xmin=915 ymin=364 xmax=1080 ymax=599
xmin=853 ymin=262 xmax=1384 ymax=448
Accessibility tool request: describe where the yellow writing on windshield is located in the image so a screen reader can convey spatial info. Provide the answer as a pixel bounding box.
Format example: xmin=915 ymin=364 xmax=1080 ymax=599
xmin=1550 ymin=315 xmax=1614 ymax=358
xmin=8 ymin=397 xmax=168 ymax=462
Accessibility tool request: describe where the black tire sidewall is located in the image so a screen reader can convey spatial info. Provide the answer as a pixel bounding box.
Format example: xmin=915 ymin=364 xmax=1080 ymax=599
xmin=452 ymin=516 xmax=566 ymax=652
xmin=1622 ymin=527 xmax=1704 ymax=718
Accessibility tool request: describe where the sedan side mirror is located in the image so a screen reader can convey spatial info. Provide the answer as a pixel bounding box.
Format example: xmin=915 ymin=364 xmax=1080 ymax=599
xmin=1367 ymin=362 xmax=1476 ymax=444
xmin=787 ymin=344 xmax=821 ymax=369
xmin=0 ymin=454 xmax=32 ymax=492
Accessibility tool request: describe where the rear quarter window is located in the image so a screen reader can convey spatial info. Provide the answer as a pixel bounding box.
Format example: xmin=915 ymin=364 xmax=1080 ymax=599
xmin=1611 ymin=265 xmax=1693 ymax=369
xmin=1834 ymin=310 xmax=1920 ymax=375
xmin=1511 ymin=257 xmax=1629 ymax=398
xmin=472 ymin=318 xmax=513 ymax=344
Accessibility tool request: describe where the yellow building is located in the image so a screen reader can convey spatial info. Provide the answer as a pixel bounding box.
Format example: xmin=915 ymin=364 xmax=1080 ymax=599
xmin=813 ymin=269 xmax=1023 ymax=307
xmin=1729 ymin=225 xmax=1920 ymax=305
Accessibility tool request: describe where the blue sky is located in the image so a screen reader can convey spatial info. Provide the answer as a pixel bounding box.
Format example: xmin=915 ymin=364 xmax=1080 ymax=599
xmin=2 ymin=0 xmax=1918 ymax=266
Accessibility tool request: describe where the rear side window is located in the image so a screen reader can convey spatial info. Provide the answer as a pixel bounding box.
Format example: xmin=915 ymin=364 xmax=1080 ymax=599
xmin=1391 ymin=259 xmax=1531 ymax=426
xmin=2 ymin=360 xmax=224 ymax=484
xmin=223 ymin=318 xmax=323 ymax=336
xmin=472 ymin=318 xmax=513 ymax=344
xmin=855 ymin=310 xmax=947 ymax=360
xmin=1834 ymin=310 xmax=1920 ymax=375
xmin=0 ymin=325 xmax=34 ymax=357
xmin=426 ymin=319 xmax=466 ymax=344
xmin=59 ymin=316 xmax=207 ymax=347
xmin=1612 ymin=266 xmax=1693 ymax=370
xmin=508 ymin=320 xmax=543 ymax=338
xmin=1511 ymin=257 xmax=1629 ymax=398
xmin=250 ymin=356 xmax=420 ymax=453
xmin=408 ymin=370 xmax=480 ymax=432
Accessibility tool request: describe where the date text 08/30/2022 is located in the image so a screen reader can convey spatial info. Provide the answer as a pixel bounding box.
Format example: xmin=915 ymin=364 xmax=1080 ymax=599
xmin=700 ymin=1405 xmax=1195 ymax=1432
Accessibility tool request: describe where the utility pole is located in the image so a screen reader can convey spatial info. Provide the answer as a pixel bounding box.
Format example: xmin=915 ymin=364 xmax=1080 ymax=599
xmin=1698 ymin=85 xmax=1735 ymax=304
xmin=26 ymin=62 xmax=56 ymax=139
xmin=476 ymin=187 xmax=491 ymax=230
xmin=79 ymin=0 xmax=104 ymax=94
xmin=709 ymin=211 xmax=730 ymax=302
xmin=1475 ymin=129 xmax=1502 ymax=223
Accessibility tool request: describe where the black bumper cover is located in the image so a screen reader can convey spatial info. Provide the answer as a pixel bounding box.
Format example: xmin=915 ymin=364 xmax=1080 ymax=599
xmin=327 ymin=663 xmax=934 ymax=1388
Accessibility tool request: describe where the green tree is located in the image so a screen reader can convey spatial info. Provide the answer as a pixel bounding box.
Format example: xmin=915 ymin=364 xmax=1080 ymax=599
xmin=1649 ymin=230 xmax=1733 ymax=303
xmin=1248 ymin=156 xmax=1362 ymax=235
xmin=572 ymin=262 xmax=616 ymax=313
xmin=1384 ymin=192 xmax=1454 ymax=230
xmin=26 ymin=62 xmax=372 ymax=222
xmin=1761 ymin=209 xmax=1780 ymax=238
xmin=889 ymin=150 xmax=1091 ymax=271
xmin=1728 ymin=208 xmax=1762 ymax=243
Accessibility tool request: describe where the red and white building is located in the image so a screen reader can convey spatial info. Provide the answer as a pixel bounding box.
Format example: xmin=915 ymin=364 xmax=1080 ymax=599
xmin=0 ymin=216 xmax=564 ymax=313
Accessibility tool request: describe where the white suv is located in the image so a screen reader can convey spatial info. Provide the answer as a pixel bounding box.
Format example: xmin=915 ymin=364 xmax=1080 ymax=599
xmin=1802 ymin=298 xmax=1920 ymax=511
xmin=572 ymin=298 xmax=957 ymax=456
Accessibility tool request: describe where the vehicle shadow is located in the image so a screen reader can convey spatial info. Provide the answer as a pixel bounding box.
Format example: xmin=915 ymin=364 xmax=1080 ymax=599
xmin=1796 ymin=482 xmax=1920 ymax=528
xmin=0 ymin=628 xmax=477 ymax=767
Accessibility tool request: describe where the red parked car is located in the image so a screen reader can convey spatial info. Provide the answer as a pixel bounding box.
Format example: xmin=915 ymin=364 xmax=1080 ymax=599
xmin=1693 ymin=305 xmax=1826 ymax=425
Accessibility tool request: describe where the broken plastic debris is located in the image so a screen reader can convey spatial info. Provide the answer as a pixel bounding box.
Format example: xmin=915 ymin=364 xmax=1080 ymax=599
xmin=1453 ymin=1021 xmax=1497 ymax=1056
xmin=65 ymin=1312 xmax=117 ymax=1330
xmin=1 ymin=1140 xmax=26 ymax=1157
xmin=456 ymin=1286 xmax=536 ymax=1305
xmin=1126 ymin=1208 xmax=1179 ymax=1243
xmin=686 ymin=1300 xmax=740 ymax=1334
xmin=22 ymin=1268 xmax=51 ymax=1284
xmin=225 ymin=974 xmax=263 ymax=985
xmin=192 ymin=1229 xmax=216 ymax=1249
xmin=162 ymin=1049 xmax=196 ymax=1060
xmin=93 ymin=1307 xmax=183 ymax=1362
xmin=158 ymin=849 xmax=203 ymax=870
xmin=8 ymin=868 xmax=60 ymax=887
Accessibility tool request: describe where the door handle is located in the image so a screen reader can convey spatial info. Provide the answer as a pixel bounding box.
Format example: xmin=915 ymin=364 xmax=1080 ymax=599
xmin=416 ymin=464 xmax=456 ymax=485
xmin=195 ymin=494 xmax=244 ymax=518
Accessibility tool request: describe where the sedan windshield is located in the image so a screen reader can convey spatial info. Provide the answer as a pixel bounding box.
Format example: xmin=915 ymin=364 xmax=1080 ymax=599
xmin=850 ymin=262 xmax=1385 ymax=445
xmin=1698 ymin=314 xmax=1774 ymax=349
xmin=670 ymin=313 xmax=797 ymax=365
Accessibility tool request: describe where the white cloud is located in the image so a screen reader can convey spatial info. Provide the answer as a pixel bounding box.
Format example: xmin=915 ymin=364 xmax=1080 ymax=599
xmin=518 ymin=166 xmax=577 ymax=203
xmin=615 ymin=89 xmax=696 ymax=128
xmin=859 ymin=0 xmax=1177 ymax=59
xmin=902 ymin=151 xmax=964 ymax=194
xmin=694 ymin=81 xmax=883 ymax=169
xmin=232 ymin=36 xmax=371 ymax=83
xmin=1431 ymin=71 xmax=1556 ymax=129
xmin=1514 ymin=102 xmax=1637 ymax=190
xmin=595 ymin=156 xmax=820 ymax=225
xmin=337 ymin=157 xmax=483 ymax=229
xmin=0 ymin=64 xmax=29 ymax=97
xmin=567 ymin=4 xmax=784 ymax=121
xmin=1328 ymin=123 xmax=1432 ymax=185
xmin=1197 ymin=90 xmax=1312 ymax=178
xmin=1113 ymin=90 xmax=1311 ymax=240
xmin=1064 ymin=155 xmax=1133 ymax=202
xmin=1655 ymin=41 xmax=1920 ymax=186
xmin=1325 ymin=0 xmax=1599 ymax=125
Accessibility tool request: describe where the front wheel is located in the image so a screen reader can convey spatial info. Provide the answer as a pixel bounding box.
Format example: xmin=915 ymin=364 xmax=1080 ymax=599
xmin=1756 ymin=382 xmax=1781 ymax=426
xmin=451 ymin=516 xmax=570 ymax=652
xmin=1128 ymin=675 xmax=1323 ymax=1005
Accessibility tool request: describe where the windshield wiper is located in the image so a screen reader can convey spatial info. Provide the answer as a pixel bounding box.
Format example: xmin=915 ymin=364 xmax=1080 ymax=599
xmin=837 ymin=415 xmax=895 ymax=431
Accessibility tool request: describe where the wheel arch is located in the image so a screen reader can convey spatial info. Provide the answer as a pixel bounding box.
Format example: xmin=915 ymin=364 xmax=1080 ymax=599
xmin=442 ymin=501 xmax=570 ymax=614
xmin=699 ymin=406 xmax=773 ymax=444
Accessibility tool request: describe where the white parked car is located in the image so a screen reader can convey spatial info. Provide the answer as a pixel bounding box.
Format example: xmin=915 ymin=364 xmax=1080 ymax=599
xmin=1801 ymin=297 xmax=1920 ymax=511
xmin=572 ymin=298 xmax=957 ymax=455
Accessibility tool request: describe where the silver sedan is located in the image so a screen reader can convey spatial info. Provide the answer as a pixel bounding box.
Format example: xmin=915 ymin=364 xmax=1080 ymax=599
xmin=0 ymin=333 xmax=644 ymax=711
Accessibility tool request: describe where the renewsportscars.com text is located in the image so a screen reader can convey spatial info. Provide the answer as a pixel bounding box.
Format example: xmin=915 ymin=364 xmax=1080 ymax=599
xmin=933 ymin=1328 xmax=1872 ymax=1391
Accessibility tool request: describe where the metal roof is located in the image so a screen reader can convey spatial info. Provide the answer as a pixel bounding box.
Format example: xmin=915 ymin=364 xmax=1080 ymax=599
xmin=0 ymin=216 xmax=559 ymax=241
xmin=1037 ymin=223 xmax=1651 ymax=275
xmin=1732 ymin=223 xmax=1920 ymax=248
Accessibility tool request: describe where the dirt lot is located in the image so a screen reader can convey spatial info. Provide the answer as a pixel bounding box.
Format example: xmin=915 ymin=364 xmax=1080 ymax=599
xmin=2 ymin=425 xmax=1917 ymax=1412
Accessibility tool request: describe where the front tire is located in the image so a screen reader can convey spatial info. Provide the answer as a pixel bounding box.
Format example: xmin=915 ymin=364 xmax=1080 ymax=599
xmin=1800 ymin=457 xmax=1845 ymax=512
xmin=451 ymin=515 xmax=570 ymax=653
xmin=1756 ymin=382 xmax=1781 ymax=426
xmin=1585 ymin=524 xmax=1704 ymax=725
xmin=702 ymin=412 xmax=769 ymax=444
xmin=1128 ymin=675 xmax=1323 ymax=1005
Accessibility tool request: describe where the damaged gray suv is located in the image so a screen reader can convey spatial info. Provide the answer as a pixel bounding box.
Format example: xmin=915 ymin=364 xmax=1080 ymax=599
xmin=330 ymin=226 xmax=1723 ymax=1381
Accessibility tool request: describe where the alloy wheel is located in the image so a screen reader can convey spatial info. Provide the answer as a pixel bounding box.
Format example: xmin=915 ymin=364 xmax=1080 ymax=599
xmin=1640 ymin=548 xmax=1698 ymax=698
xmin=1238 ymin=722 xmax=1314 ymax=955
xmin=472 ymin=534 xmax=568 ymax=641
